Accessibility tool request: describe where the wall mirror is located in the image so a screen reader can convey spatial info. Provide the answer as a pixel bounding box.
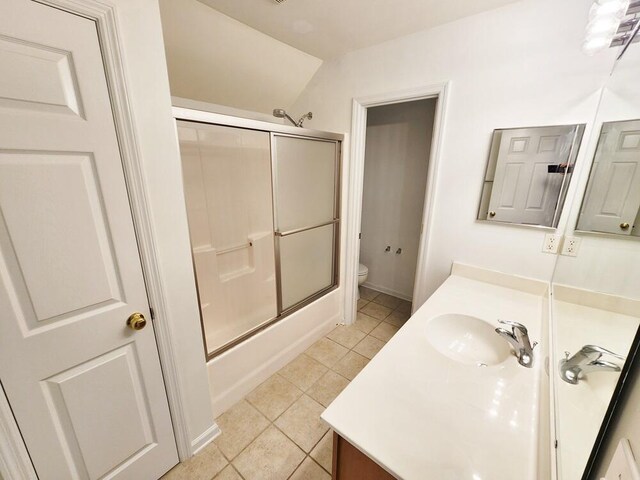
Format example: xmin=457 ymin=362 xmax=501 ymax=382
xmin=477 ymin=125 xmax=585 ymax=228
xmin=551 ymin=36 xmax=640 ymax=480
xmin=577 ymin=118 xmax=640 ymax=237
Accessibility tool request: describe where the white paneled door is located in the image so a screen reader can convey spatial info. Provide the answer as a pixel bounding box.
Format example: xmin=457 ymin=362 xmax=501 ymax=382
xmin=488 ymin=126 xmax=576 ymax=226
xmin=578 ymin=120 xmax=640 ymax=235
xmin=0 ymin=1 xmax=178 ymax=479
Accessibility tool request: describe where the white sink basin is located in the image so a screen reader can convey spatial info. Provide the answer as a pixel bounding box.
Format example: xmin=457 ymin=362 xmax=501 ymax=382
xmin=425 ymin=313 xmax=512 ymax=366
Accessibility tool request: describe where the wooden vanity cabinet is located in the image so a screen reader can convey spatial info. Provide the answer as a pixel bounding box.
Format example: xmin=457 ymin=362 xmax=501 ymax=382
xmin=332 ymin=432 xmax=397 ymax=479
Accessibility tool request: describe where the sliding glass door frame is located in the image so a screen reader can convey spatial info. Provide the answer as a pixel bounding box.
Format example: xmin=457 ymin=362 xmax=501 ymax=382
xmin=173 ymin=108 xmax=342 ymax=360
xmin=271 ymin=132 xmax=341 ymax=317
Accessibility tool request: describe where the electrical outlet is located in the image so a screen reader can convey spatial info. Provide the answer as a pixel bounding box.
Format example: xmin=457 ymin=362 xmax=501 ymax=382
xmin=561 ymin=236 xmax=581 ymax=257
xmin=542 ymin=233 xmax=561 ymax=254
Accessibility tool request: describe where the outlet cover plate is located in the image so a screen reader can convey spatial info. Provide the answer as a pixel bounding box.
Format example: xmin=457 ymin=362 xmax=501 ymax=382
xmin=542 ymin=233 xmax=561 ymax=254
xmin=561 ymin=236 xmax=581 ymax=257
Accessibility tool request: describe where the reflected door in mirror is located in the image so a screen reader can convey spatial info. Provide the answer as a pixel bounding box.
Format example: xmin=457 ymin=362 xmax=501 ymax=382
xmin=490 ymin=127 xmax=575 ymax=225
xmin=578 ymin=119 xmax=640 ymax=236
xmin=478 ymin=124 xmax=584 ymax=228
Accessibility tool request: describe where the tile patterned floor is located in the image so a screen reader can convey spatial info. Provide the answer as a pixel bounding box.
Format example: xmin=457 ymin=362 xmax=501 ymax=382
xmin=162 ymin=287 xmax=410 ymax=480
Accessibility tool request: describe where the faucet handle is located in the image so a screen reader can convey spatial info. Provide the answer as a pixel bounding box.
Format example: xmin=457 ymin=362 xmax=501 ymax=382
xmin=581 ymin=344 xmax=625 ymax=361
xmin=498 ymin=319 xmax=529 ymax=334
xmin=592 ymin=359 xmax=622 ymax=370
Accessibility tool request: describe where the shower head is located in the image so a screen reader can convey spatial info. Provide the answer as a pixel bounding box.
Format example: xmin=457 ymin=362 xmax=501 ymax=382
xmin=273 ymin=108 xmax=297 ymax=127
xmin=273 ymin=108 xmax=288 ymax=119
xmin=272 ymin=108 xmax=313 ymax=128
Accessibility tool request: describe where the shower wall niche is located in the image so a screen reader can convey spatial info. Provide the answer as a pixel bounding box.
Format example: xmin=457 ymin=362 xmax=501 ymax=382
xmin=177 ymin=119 xmax=341 ymax=358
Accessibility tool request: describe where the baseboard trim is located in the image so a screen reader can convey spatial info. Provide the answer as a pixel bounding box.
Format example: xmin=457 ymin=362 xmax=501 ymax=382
xmin=208 ymin=311 xmax=340 ymax=418
xmin=362 ymin=282 xmax=412 ymax=301
xmin=191 ymin=423 xmax=221 ymax=456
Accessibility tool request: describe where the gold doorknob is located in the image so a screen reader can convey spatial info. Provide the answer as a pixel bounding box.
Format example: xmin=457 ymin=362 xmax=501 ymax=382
xmin=489 ymin=211 xmax=496 ymax=218
xmin=127 ymin=312 xmax=147 ymax=331
xmin=620 ymin=222 xmax=630 ymax=230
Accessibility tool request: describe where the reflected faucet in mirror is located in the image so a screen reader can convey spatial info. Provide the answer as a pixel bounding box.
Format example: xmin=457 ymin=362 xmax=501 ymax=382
xmin=559 ymin=345 xmax=625 ymax=385
xmin=495 ymin=319 xmax=537 ymax=368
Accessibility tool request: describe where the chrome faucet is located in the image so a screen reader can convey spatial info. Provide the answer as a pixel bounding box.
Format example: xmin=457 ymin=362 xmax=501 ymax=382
xmin=559 ymin=345 xmax=625 ymax=385
xmin=495 ymin=320 xmax=537 ymax=368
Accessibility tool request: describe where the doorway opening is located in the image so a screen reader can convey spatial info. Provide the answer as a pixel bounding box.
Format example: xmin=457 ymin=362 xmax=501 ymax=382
xmin=344 ymin=84 xmax=449 ymax=325
xmin=357 ymin=99 xmax=437 ymax=317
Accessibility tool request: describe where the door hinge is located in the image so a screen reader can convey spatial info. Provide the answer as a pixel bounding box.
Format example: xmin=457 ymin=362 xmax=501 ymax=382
xmin=555 ymin=440 xmax=558 ymax=449
xmin=358 ymin=232 xmax=362 ymax=239
xmin=149 ymin=307 xmax=156 ymax=320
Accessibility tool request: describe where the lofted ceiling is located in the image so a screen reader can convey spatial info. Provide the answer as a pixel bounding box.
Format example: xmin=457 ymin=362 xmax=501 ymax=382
xmin=197 ymin=0 xmax=523 ymax=59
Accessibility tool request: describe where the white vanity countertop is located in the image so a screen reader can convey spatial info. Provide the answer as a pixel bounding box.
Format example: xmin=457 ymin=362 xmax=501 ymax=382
xmin=322 ymin=273 xmax=545 ymax=480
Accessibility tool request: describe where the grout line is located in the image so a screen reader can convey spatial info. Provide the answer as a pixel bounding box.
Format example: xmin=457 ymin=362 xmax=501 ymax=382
xmin=295 ymin=426 xmax=331 ymax=473
xmin=227 ymin=463 xmax=245 ymax=480
xmin=212 ymin=295 xmax=409 ymax=480
xmin=223 ymin=415 xmax=299 ymax=478
xmin=268 ymin=402 xmax=330 ymax=478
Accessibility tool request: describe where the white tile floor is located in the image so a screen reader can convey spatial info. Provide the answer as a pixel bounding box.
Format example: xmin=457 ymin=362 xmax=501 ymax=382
xmin=162 ymin=287 xmax=410 ymax=480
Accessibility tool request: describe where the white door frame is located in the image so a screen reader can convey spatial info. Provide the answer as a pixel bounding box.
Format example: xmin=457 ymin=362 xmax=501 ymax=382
xmin=0 ymin=1 xmax=195 ymax=477
xmin=344 ymin=83 xmax=450 ymax=325
xmin=0 ymin=385 xmax=37 ymax=479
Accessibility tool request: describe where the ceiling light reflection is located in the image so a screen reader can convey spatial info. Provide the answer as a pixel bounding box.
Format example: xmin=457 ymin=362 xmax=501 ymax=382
xmin=583 ymin=0 xmax=630 ymax=55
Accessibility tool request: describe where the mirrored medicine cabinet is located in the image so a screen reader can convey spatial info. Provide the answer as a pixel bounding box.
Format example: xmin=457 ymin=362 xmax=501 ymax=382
xmin=477 ymin=124 xmax=585 ymax=229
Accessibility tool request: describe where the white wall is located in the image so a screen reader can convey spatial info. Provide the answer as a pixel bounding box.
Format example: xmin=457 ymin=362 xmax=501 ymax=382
xmin=112 ymin=0 xmax=214 ymax=453
xmin=158 ymin=0 xmax=322 ymax=114
xmin=360 ymin=100 xmax=436 ymax=299
xmin=292 ymin=0 xmax=616 ymax=300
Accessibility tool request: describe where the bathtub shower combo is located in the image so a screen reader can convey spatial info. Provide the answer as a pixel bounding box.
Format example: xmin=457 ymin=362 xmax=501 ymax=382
xmin=176 ymin=115 xmax=341 ymax=357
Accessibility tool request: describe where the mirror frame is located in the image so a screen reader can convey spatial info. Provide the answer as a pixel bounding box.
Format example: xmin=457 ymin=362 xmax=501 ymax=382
xmin=581 ymin=324 xmax=640 ymax=479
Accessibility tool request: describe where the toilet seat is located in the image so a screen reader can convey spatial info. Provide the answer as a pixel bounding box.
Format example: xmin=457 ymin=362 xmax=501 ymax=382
xmin=358 ymin=263 xmax=368 ymax=276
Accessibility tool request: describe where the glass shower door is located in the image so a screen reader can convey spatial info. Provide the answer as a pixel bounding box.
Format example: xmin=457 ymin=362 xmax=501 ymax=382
xmin=178 ymin=121 xmax=278 ymax=355
xmin=272 ymin=134 xmax=340 ymax=311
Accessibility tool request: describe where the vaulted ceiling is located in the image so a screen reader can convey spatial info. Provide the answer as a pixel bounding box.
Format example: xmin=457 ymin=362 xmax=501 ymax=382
xmin=198 ymin=0 xmax=523 ymax=59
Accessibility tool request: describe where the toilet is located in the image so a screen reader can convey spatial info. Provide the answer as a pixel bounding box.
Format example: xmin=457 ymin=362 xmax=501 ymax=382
xmin=357 ymin=263 xmax=368 ymax=298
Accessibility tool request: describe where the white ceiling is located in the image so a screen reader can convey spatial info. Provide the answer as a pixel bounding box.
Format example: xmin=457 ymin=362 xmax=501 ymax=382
xmin=197 ymin=0 xmax=523 ymax=59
